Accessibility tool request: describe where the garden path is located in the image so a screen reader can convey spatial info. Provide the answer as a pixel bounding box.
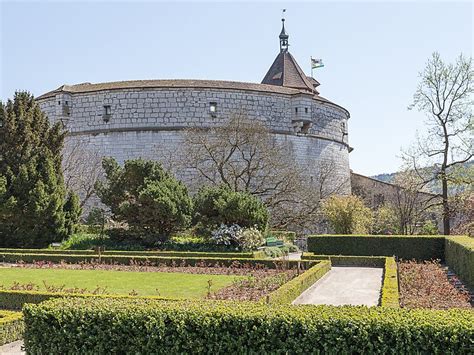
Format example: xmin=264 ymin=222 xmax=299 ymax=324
xmin=292 ymin=267 xmax=383 ymax=306
xmin=0 ymin=340 xmax=24 ymax=354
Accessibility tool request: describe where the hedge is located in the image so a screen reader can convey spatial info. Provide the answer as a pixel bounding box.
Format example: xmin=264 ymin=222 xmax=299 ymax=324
xmin=0 ymin=248 xmax=262 ymax=259
xmin=0 ymin=252 xmax=308 ymax=269
xmin=301 ymin=253 xmax=386 ymax=267
xmin=307 ymin=235 xmax=446 ymax=260
xmin=265 ymin=260 xmax=331 ymax=304
xmin=445 ymin=236 xmax=474 ymax=290
xmin=0 ymin=289 xmax=173 ymax=311
xmin=380 ymin=257 xmax=400 ymax=308
xmin=0 ymin=311 xmax=23 ymax=346
xmin=23 ymin=298 xmax=474 ymax=354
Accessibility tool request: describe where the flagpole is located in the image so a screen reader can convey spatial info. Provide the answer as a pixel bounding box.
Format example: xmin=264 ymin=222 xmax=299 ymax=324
xmin=311 ymin=57 xmax=314 ymax=78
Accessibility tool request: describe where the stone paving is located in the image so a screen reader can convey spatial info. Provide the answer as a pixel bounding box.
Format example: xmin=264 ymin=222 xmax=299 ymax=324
xmin=0 ymin=340 xmax=24 ymax=354
xmin=293 ymin=267 xmax=384 ymax=306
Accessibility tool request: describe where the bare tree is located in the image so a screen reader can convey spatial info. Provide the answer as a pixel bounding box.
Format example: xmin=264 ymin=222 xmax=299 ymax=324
xmin=175 ymin=114 xmax=348 ymax=231
xmin=62 ymin=138 xmax=103 ymax=209
xmin=390 ymin=170 xmax=440 ymax=235
xmin=403 ymin=52 xmax=473 ymax=234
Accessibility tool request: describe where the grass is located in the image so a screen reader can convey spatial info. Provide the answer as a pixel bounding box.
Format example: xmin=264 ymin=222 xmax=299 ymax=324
xmin=0 ymin=267 xmax=243 ymax=298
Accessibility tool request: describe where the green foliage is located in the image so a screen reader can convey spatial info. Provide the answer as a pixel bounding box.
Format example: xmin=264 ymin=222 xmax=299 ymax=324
xmin=265 ymin=261 xmax=330 ymax=304
xmin=421 ymin=220 xmax=439 ymax=235
xmin=0 ymin=251 xmax=304 ymax=268
xmin=0 ymin=92 xmax=76 ymax=247
xmin=95 ymin=158 xmax=193 ymax=240
xmin=23 ymin=298 xmax=474 ymax=354
xmin=301 ymin=253 xmax=386 ymax=267
xmin=445 ymin=236 xmax=474 ymax=289
xmin=0 ymin=311 xmax=23 ymax=345
xmin=307 ymin=235 xmax=446 ymax=260
xmin=380 ymin=257 xmax=400 ymax=308
xmin=193 ymin=186 xmax=269 ymax=234
xmin=372 ymin=205 xmax=400 ymax=235
xmin=321 ymin=195 xmax=373 ymax=234
xmin=0 ymin=289 xmax=171 ymax=311
xmin=63 ymin=192 xmax=82 ymax=236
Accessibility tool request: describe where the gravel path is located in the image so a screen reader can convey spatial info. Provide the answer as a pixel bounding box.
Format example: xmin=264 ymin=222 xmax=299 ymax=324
xmin=0 ymin=340 xmax=24 ymax=354
xmin=293 ymin=267 xmax=383 ymax=306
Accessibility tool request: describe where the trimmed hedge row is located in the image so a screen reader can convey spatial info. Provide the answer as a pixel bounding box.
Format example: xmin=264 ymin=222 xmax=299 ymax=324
xmin=445 ymin=236 xmax=474 ymax=290
xmin=0 ymin=311 xmax=23 ymax=346
xmin=23 ymin=297 xmax=474 ymax=354
xmin=265 ymin=260 xmax=331 ymax=305
xmin=301 ymin=253 xmax=386 ymax=267
xmin=0 ymin=252 xmax=307 ymax=269
xmin=307 ymin=235 xmax=446 ymax=260
xmin=380 ymin=257 xmax=400 ymax=308
xmin=0 ymin=289 xmax=173 ymax=311
xmin=0 ymin=248 xmax=262 ymax=259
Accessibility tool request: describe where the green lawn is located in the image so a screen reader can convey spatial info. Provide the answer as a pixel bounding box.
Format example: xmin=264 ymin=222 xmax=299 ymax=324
xmin=0 ymin=267 xmax=242 ymax=298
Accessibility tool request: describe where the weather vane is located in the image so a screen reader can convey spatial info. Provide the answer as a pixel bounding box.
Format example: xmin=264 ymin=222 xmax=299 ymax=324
xmin=282 ymin=8 xmax=286 ymax=19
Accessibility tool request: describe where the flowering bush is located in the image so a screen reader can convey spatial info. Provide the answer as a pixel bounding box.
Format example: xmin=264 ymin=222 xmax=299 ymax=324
xmin=210 ymin=224 xmax=264 ymax=250
xmin=210 ymin=224 xmax=242 ymax=247
xmin=236 ymin=228 xmax=264 ymax=251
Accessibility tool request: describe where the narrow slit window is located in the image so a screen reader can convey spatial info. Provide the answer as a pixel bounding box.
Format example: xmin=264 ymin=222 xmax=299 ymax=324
xmin=104 ymin=105 xmax=111 ymax=115
xmin=305 ymin=107 xmax=308 ymax=114
xmin=209 ymin=102 xmax=217 ymax=117
xmin=295 ymin=107 xmax=298 ymax=114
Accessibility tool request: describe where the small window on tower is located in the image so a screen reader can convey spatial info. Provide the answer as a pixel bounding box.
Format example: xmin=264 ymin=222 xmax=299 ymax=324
xmin=209 ymin=102 xmax=217 ymax=117
xmin=103 ymin=105 xmax=112 ymax=123
xmin=305 ymin=107 xmax=308 ymax=114
xmin=295 ymin=107 xmax=298 ymax=114
xmin=58 ymin=101 xmax=61 ymax=105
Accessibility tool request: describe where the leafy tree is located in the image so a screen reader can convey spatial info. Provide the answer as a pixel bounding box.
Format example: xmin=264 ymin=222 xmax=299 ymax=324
xmin=193 ymin=186 xmax=269 ymax=234
xmin=95 ymin=158 xmax=192 ymax=240
xmin=404 ymin=52 xmax=473 ymax=234
xmin=372 ymin=205 xmax=400 ymax=235
xmin=321 ymin=195 xmax=373 ymax=234
xmin=0 ymin=92 xmax=78 ymax=247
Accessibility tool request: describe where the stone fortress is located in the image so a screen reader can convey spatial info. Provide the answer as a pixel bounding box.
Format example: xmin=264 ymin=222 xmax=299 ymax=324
xmin=37 ymin=19 xmax=352 ymax=196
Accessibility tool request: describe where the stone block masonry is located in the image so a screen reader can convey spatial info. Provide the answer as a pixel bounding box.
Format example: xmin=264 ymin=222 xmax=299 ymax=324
xmin=38 ymin=83 xmax=352 ymax=200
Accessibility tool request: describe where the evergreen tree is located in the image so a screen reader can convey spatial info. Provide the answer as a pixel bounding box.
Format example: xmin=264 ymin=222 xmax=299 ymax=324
xmin=0 ymin=92 xmax=78 ymax=247
xmin=96 ymin=158 xmax=193 ymax=241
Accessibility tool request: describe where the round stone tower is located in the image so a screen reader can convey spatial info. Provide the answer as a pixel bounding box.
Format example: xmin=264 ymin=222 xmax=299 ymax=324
xmin=36 ymin=19 xmax=352 ymax=203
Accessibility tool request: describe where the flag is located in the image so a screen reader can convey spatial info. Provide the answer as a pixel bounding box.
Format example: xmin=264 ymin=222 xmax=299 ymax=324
xmin=311 ymin=57 xmax=324 ymax=69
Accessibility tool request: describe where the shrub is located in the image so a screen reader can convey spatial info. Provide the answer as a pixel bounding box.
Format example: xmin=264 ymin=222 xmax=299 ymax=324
xmin=192 ymin=186 xmax=268 ymax=234
xmin=0 ymin=311 xmax=23 ymax=346
xmin=210 ymin=225 xmax=264 ymax=251
xmin=444 ymin=236 xmax=473 ymax=290
xmin=265 ymin=261 xmax=331 ymax=304
xmin=321 ymin=195 xmax=373 ymax=234
xmin=23 ymin=298 xmax=474 ymax=354
xmin=307 ymin=235 xmax=446 ymax=260
xmin=380 ymin=257 xmax=399 ymax=308
xmin=236 ymin=227 xmax=264 ymax=251
xmin=95 ymin=158 xmax=193 ymax=241
xmin=301 ymin=253 xmax=386 ymax=267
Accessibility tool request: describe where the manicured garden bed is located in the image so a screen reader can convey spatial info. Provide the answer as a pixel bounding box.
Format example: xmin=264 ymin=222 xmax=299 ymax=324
xmin=398 ymin=260 xmax=471 ymax=309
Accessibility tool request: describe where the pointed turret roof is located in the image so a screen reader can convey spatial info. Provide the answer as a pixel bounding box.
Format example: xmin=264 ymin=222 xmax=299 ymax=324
xmin=261 ymin=18 xmax=317 ymax=93
xmin=262 ymin=51 xmax=316 ymax=93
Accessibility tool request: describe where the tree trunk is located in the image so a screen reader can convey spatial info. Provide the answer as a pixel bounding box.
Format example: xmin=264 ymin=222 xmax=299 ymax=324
xmin=441 ymin=175 xmax=450 ymax=235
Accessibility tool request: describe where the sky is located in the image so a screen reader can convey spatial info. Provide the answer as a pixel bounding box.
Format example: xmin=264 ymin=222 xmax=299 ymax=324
xmin=1 ymin=1 xmax=472 ymax=176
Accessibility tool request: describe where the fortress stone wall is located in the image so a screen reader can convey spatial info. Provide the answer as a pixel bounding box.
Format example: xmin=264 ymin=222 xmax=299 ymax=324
xmin=37 ymin=82 xmax=351 ymax=197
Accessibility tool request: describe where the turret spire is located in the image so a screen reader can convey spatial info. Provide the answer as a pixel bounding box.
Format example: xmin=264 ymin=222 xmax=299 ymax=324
xmin=279 ymin=11 xmax=289 ymax=52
